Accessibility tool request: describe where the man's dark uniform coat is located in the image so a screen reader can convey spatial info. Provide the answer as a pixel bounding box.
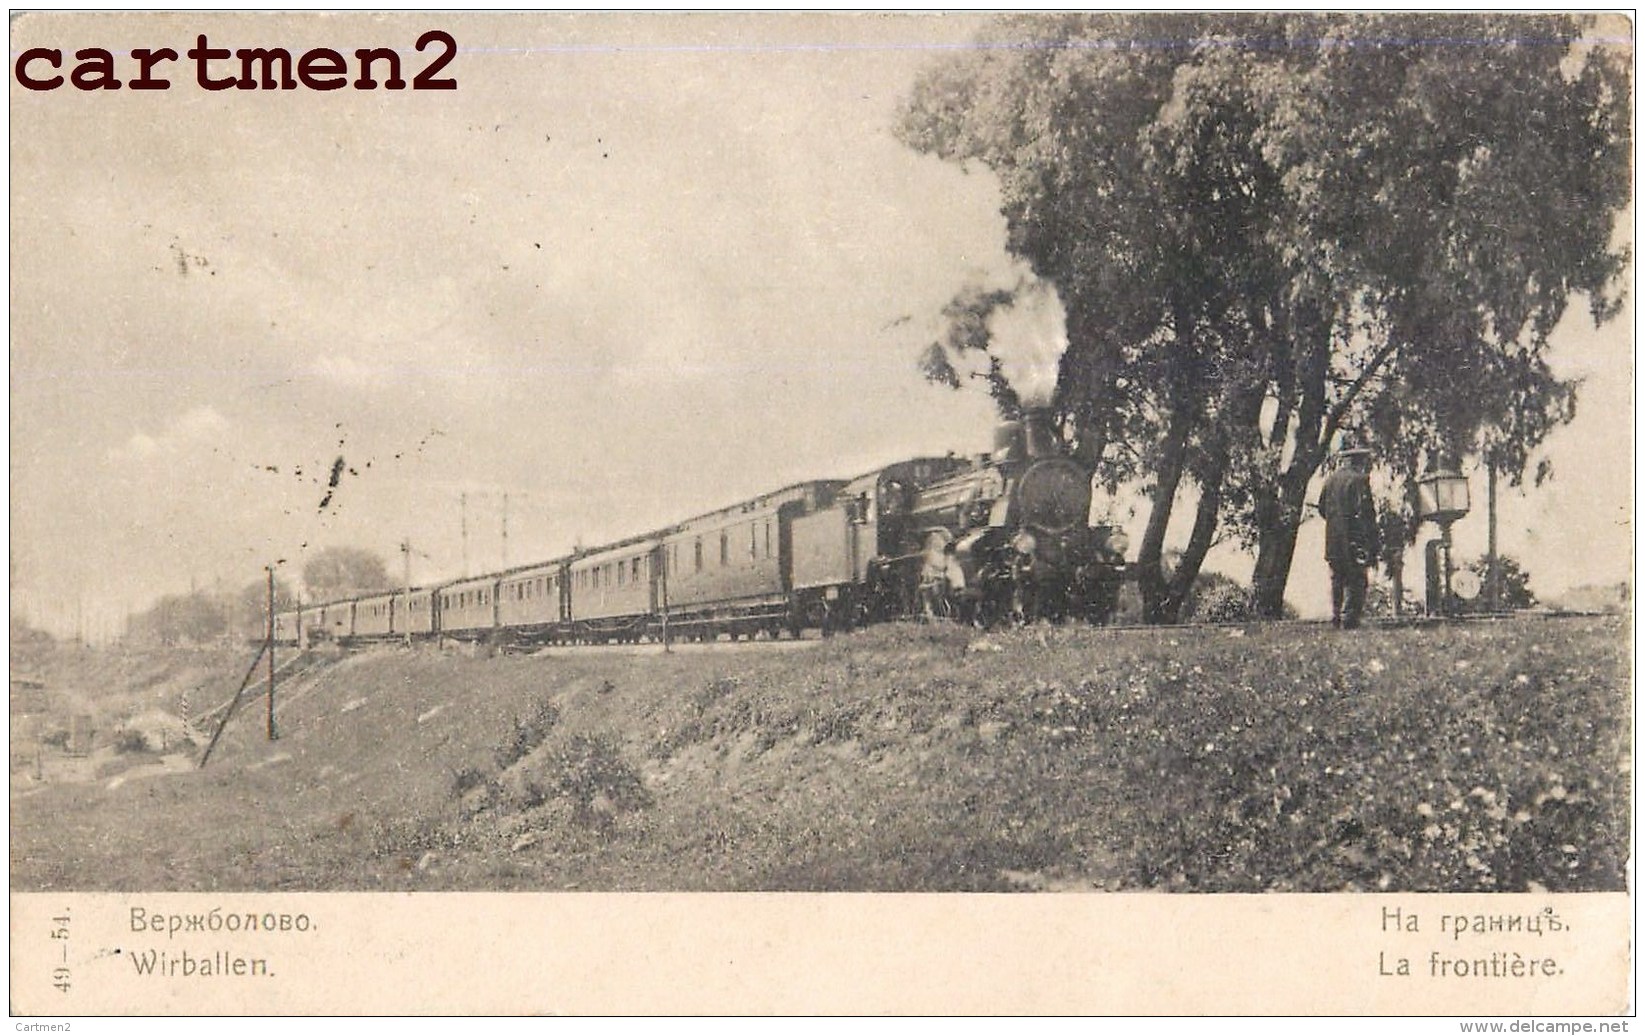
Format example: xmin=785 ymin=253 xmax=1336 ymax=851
xmin=1318 ymin=458 xmax=1380 ymax=626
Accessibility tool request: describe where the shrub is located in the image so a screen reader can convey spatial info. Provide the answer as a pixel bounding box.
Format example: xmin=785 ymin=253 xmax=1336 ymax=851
xmin=552 ymin=734 xmax=652 ymax=826
xmin=112 ymin=728 xmax=152 ymax=754
xmin=495 ymin=699 xmax=560 ymax=770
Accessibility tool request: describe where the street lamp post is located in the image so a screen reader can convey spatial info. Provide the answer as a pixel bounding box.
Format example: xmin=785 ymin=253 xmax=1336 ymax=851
xmin=1416 ymin=464 xmax=1471 ymax=617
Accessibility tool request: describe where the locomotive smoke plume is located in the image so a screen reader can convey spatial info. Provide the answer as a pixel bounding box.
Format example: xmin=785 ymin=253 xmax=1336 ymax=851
xmin=987 ymin=279 xmax=1069 ymax=409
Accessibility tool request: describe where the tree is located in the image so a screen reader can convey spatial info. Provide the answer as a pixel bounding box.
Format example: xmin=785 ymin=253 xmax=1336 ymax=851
xmin=901 ymin=14 xmax=1291 ymax=621
xmin=898 ymin=14 xmax=1631 ymax=622
xmin=302 ymin=547 xmax=392 ymax=604
xmin=236 ymin=575 xmax=297 ymax=639
xmin=131 ymin=591 xmax=227 ymax=646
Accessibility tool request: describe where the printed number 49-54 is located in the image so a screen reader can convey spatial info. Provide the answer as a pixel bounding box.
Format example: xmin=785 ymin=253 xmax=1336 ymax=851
xmin=50 ymin=912 xmax=69 ymax=993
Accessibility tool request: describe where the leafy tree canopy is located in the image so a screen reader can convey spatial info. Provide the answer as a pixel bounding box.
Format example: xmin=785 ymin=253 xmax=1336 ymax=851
xmin=898 ymin=13 xmax=1631 ymax=620
xmin=302 ymin=546 xmax=392 ymax=603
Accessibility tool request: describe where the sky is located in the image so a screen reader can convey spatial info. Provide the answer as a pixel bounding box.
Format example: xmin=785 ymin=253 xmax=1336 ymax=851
xmin=9 ymin=12 xmax=1634 ymax=638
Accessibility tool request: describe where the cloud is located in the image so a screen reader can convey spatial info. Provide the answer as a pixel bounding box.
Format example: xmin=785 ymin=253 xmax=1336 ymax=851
xmin=110 ymin=405 xmax=230 ymax=462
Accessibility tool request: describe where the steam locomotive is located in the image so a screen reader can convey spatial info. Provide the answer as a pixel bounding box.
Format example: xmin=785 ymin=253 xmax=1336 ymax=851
xmin=275 ymin=409 xmax=1128 ymax=647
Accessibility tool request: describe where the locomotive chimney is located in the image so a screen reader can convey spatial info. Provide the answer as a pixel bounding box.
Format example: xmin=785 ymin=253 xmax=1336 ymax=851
xmin=1022 ymin=407 xmax=1058 ymax=459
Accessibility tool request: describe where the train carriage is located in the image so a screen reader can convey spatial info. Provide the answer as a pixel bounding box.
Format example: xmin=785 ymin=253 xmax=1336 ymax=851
xmin=436 ymin=575 xmax=500 ymax=641
xmin=323 ymin=600 xmax=356 ymax=641
xmin=565 ymin=537 xmax=659 ymax=642
xmin=496 ymin=559 xmax=570 ymax=643
xmin=659 ymin=479 xmax=843 ymax=638
xmin=401 ymin=587 xmax=436 ymax=637
xmin=273 ymin=608 xmax=298 ymax=646
xmin=349 ymin=591 xmax=399 ymax=641
xmin=296 ymin=602 xmax=340 ymax=643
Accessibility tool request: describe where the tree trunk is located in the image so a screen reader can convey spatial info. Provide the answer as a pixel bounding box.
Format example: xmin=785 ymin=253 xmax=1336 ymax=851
xmin=1135 ymin=402 xmax=1194 ymax=623
xmin=1155 ymin=377 xmax=1261 ymax=623
xmin=1486 ymin=454 xmax=1499 ymax=610
xmin=1159 ymin=472 xmax=1223 ymax=622
xmin=1250 ymin=478 xmax=1308 ymax=618
xmin=1250 ymin=303 xmax=1335 ymax=618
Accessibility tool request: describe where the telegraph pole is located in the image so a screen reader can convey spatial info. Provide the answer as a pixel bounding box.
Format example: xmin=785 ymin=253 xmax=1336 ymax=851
xmin=265 ymin=565 xmax=277 ymax=741
xmin=460 ymin=493 xmax=469 ymax=577
xmin=1486 ymin=454 xmax=1500 ymax=611
xmin=660 ymin=550 xmax=671 ymax=653
xmin=501 ymin=493 xmax=510 ymax=569
xmin=401 ymin=539 xmax=413 ymax=648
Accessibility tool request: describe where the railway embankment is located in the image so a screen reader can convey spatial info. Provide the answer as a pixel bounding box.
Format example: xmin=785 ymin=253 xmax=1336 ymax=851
xmin=10 ymin=616 xmax=1630 ymax=892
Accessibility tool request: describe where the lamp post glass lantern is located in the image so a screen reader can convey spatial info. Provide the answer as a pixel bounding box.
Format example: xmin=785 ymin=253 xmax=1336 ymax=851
xmin=1417 ymin=467 xmax=1471 ymax=615
xmin=1417 ymin=469 xmax=1471 ymax=525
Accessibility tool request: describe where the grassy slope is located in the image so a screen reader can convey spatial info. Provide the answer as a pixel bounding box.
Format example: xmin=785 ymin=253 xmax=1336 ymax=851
xmin=9 ymin=617 xmax=1630 ymax=892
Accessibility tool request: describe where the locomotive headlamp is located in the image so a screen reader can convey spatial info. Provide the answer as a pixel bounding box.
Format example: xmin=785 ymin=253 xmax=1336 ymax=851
xmin=1013 ymin=530 xmax=1037 ymax=556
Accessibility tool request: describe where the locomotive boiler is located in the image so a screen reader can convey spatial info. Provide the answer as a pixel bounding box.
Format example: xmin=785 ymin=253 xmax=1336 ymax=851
xmin=903 ymin=408 xmax=1128 ymax=626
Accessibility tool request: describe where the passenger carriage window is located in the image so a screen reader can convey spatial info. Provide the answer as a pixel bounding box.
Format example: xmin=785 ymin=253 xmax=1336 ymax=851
xmin=750 ymin=524 xmax=757 ymax=559
xmin=694 ymin=539 xmax=703 ymax=573
xmin=720 ymin=532 xmax=729 ymax=566
xmin=765 ymin=521 xmax=772 ymax=558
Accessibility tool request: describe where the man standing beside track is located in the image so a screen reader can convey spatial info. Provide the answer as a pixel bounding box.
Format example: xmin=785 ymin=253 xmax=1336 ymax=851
xmin=1318 ymin=445 xmax=1381 ymax=630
